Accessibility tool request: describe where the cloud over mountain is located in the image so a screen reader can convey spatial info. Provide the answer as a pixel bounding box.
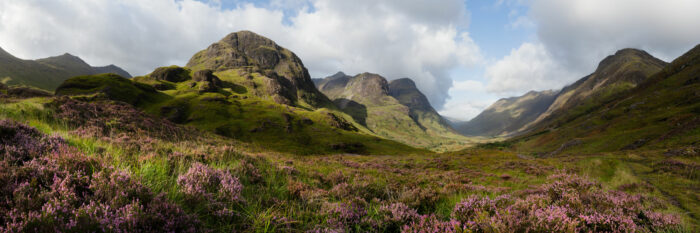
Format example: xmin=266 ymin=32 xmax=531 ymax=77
xmin=0 ymin=0 xmax=482 ymax=109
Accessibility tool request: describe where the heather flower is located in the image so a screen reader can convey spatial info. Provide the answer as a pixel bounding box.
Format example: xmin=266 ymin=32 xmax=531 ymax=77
xmin=178 ymin=162 xmax=243 ymax=203
xmin=0 ymin=123 xmax=202 ymax=232
xmin=377 ymin=203 xmax=420 ymax=231
xmin=177 ymin=162 xmax=243 ymax=218
xmin=401 ymin=215 xmax=466 ymax=233
xmin=449 ymin=173 xmax=683 ymax=233
xmin=322 ymin=199 xmax=367 ymax=229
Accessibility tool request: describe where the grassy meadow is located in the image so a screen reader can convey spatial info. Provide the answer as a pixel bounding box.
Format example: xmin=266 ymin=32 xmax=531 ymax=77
xmin=0 ymin=96 xmax=696 ymax=232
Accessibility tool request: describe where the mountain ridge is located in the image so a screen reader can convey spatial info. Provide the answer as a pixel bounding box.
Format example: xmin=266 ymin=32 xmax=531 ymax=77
xmin=457 ymin=48 xmax=667 ymax=137
xmin=316 ymin=71 xmax=469 ymax=149
xmin=0 ymin=46 xmax=131 ymax=90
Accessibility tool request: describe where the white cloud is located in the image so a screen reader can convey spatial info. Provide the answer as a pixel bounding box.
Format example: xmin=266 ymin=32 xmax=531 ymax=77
xmin=451 ymin=80 xmax=484 ymax=92
xmin=485 ymin=42 xmax=574 ymax=95
xmin=485 ymin=0 xmax=700 ymax=96
xmin=439 ymin=98 xmax=494 ymax=122
xmin=0 ymin=0 xmax=482 ymax=109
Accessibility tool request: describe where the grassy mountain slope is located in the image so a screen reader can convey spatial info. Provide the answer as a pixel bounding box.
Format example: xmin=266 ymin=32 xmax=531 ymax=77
xmin=457 ymin=90 xmax=557 ymax=136
xmin=521 ymin=49 xmax=667 ymax=132
xmin=54 ymin=32 xmax=425 ymax=155
xmin=186 ymin=30 xmax=332 ymax=109
xmin=0 ymin=47 xmax=131 ymax=90
xmin=316 ymin=72 xmax=473 ymax=150
xmin=513 ymin=44 xmax=700 ymax=154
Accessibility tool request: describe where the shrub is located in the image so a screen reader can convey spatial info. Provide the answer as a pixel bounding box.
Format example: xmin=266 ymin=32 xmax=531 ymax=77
xmin=450 ymin=173 xmax=682 ymax=233
xmin=177 ymin=162 xmax=244 ymax=217
xmin=0 ymin=120 xmax=201 ymax=232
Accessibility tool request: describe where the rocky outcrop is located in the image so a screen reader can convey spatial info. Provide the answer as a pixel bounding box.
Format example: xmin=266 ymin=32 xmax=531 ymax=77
xmin=186 ymin=31 xmax=332 ymax=107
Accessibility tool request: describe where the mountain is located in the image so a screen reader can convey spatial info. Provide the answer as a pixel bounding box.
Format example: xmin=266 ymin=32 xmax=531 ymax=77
xmin=457 ymin=90 xmax=557 ymax=136
xmin=460 ymin=48 xmax=667 ymax=137
xmin=521 ymin=48 xmax=666 ymax=131
xmin=186 ymin=30 xmax=332 ymax=108
xmin=511 ymin=44 xmax=699 ymax=154
xmin=56 ymin=31 xmax=423 ymax=155
xmin=0 ymin=47 xmax=131 ymax=91
xmin=316 ymin=72 xmax=469 ymax=149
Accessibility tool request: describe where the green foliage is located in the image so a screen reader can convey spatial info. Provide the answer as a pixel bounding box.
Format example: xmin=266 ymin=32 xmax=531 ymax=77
xmin=55 ymin=73 xmax=161 ymax=105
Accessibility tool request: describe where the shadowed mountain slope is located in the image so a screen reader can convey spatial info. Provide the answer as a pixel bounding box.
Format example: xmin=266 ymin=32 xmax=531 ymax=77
xmin=457 ymin=90 xmax=557 ymax=136
xmin=512 ymin=44 xmax=700 ymax=154
xmin=316 ymin=72 xmax=471 ymax=150
xmin=0 ymin=47 xmax=131 ymax=90
xmin=459 ymin=48 xmax=667 ymax=137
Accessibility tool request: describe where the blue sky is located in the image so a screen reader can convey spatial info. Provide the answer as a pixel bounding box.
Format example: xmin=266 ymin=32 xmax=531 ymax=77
xmin=1 ymin=0 xmax=699 ymax=121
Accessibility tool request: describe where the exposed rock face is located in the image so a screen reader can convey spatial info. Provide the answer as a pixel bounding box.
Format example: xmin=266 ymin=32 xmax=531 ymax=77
xmin=186 ymin=31 xmax=331 ymax=107
xmin=193 ymin=70 xmax=222 ymax=85
xmin=315 ymin=72 xmax=462 ymax=147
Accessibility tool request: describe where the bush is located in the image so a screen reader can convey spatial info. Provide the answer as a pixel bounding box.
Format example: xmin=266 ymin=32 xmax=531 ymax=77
xmin=0 ymin=120 xmax=201 ymax=232
xmin=450 ymin=173 xmax=681 ymax=232
xmin=177 ymin=162 xmax=244 ymax=217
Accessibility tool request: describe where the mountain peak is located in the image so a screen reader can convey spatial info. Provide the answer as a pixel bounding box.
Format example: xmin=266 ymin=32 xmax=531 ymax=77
xmin=352 ymin=73 xmax=389 ymax=97
xmin=186 ymin=31 xmax=332 ymax=107
xmin=331 ymin=71 xmax=346 ymax=77
xmin=390 ymin=78 xmax=416 ymax=88
xmin=596 ymin=48 xmax=664 ymax=73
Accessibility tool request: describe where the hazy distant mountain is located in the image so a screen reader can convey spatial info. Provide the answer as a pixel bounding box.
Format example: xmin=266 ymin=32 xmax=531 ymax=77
xmin=457 ymin=90 xmax=557 ymax=136
xmin=316 ymin=72 xmax=466 ymax=148
xmin=0 ymin=47 xmax=131 ymax=91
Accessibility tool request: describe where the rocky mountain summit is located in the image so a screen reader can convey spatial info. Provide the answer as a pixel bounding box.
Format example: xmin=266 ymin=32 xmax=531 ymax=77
xmin=186 ymin=31 xmax=331 ymax=108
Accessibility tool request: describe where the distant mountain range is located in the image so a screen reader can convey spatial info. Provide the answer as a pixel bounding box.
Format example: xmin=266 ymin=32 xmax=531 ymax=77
xmin=3 ymin=30 xmax=695 ymax=155
xmin=314 ymin=72 xmax=467 ymax=148
xmin=457 ymin=48 xmax=668 ymax=137
xmin=53 ymin=31 xmax=425 ymax=154
xmin=0 ymin=47 xmax=131 ymax=90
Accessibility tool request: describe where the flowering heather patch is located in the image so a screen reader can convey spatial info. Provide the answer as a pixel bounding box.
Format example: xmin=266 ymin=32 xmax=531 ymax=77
xmin=0 ymin=120 xmax=201 ymax=232
xmin=449 ymin=173 xmax=682 ymax=232
xmin=0 ymin=119 xmax=64 ymax=165
xmin=46 ymin=97 xmax=191 ymax=141
xmin=177 ymin=162 xmax=244 ymax=217
xmin=401 ymin=215 xmax=466 ymax=233
xmin=376 ymin=203 xmax=420 ymax=231
xmin=322 ymin=199 xmax=368 ymax=230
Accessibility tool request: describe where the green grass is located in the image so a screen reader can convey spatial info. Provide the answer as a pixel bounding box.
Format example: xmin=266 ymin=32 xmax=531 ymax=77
xmin=1 ymin=96 xmax=696 ymax=231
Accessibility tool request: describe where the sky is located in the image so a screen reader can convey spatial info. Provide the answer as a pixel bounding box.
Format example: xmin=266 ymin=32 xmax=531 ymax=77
xmin=1 ymin=0 xmax=699 ymax=121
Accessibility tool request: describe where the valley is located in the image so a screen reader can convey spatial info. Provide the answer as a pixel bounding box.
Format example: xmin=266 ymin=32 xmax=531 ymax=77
xmin=0 ymin=30 xmax=697 ymax=232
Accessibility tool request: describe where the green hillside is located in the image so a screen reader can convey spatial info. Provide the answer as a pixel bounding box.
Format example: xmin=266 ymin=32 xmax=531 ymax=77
xmin=53 ymin=32 xmax=425 ymax=155
xmin=512 ymin=45 xmax=699 ymax=154
xmin=316 ymin=72 xmax=475 ymax=151
xmin=0 ymin=47 xmax=131 ymax=91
